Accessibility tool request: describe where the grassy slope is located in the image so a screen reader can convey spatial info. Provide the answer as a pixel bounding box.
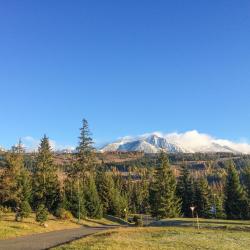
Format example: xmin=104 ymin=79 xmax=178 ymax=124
xmin=53 ymin=219 xmax=250 ymax=250
xmin=0 ymin=213 xmax=118 ymax=240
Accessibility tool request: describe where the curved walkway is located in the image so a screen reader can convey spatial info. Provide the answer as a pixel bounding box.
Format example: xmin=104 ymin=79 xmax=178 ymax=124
xmin=0 ymin=225 xmax=117 ymax=250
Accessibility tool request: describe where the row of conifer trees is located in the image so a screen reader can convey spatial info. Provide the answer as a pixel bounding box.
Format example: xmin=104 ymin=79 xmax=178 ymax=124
xmin=0 ymin=119 xmax=250 ymax=222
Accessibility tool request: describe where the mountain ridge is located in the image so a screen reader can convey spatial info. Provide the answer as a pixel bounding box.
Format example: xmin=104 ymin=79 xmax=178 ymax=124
xmin=100 ymin=130 xmax=250 ymax=154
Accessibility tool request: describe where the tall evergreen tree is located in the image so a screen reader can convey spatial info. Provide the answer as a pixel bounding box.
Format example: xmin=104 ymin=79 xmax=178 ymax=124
xmin=111 ymin=187 xmax=128 ymax=218
xmin=63 ymin=177 xmax=86 ymax=218
xmin=149 ymin=153 xmax=180 ymax=219
xmin=96 ymin=168 xmax=115 ymax=215
xmin=176 ymin=165 xmax=195 ymax=217
xmin=224 ymin=162 xmax=249 ymax=219
xmin=84 ymin=175 xmax=103 ymax=218
xmin=242 ymin=166 xmax=250 ymax=200
xmin=212 ymin=192 xmax=226 ymax=219
xmin=193 ymin=177 xmax=212 ymax=218
xmin=0 ymin=140 xmax=31 ymax=210
xmin=65 ymin=119 xmax=97 ymax=220
xmin=33 ymin=135 xmax=61 ymax=213
xmin=74 ymin=119 xmax=96 ymax=177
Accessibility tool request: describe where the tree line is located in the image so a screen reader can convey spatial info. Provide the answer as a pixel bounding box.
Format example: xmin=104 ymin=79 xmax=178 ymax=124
xmin=0 ymin=119 xmax=250 ymax=224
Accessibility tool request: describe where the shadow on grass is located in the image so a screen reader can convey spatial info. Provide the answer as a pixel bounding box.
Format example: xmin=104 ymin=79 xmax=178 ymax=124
xmin=150 ymin=219 xmax=250 ymax=232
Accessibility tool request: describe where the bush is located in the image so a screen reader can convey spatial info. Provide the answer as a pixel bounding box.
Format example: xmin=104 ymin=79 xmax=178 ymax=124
xmin=17 ymin=201 xmax=32 ymax=221
xmin=56 ymin=208 xmax=73 ymax=220
xmin=36 ymin=204 xmax=48 ymax=225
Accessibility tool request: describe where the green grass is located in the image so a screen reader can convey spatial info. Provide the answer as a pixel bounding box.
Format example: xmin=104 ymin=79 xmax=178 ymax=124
xmin=53 ymin=219 xmax=250 ymax=250
xmin=151 ymin=217 xmax=250 ymax=231
xmin=0 ymin=213 xmax=80 ymax=240
xmin=0 ymin=213 xmax=118 ymax=240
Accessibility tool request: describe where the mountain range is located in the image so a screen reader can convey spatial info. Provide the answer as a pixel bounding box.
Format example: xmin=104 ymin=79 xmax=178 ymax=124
xmin=100 ymin=130 xmax=250 ymax=154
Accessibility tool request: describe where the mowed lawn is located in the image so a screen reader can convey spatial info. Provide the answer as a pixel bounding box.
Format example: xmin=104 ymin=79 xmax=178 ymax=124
xmin=0 ymin=213 xmax=117 ymax=240
xmin=53 ymin=219 xmax=250 ymax=250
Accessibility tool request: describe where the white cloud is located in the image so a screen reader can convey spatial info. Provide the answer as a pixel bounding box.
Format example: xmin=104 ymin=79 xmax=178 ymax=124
xmin=21 ymin=136 xmax=75 ymax=152
xmin=22 ymin=136 xmax=40 ymax=151
xmin=115 ymin=130 xmax=250 ymax=154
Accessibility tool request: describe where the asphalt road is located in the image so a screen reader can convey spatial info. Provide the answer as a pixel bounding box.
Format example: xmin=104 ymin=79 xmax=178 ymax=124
xmin=0 ymin=226 xmax=117 ymax=250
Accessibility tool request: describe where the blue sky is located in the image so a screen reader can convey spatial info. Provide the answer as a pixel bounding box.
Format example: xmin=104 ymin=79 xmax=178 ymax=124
xmin=0 ymin=0 xmax=250 ymax=149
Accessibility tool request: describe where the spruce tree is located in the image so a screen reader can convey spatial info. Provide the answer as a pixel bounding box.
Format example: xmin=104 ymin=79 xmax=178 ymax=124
xmin=65 ymin=119 xmax=97 ymax=220
xmin=224 ymin=162 xmax=249 ymax=219
xmin=129 ymin=179 xmax=149 ymax=214
xmin=111 ymin=188 xmax=128 ymax=218
xmin=33 ymin=135 xmax=61 ymax=213
xmin=0 ymin=140 xmax=32 ymax=212
xmin=176 ymin=165 xmax=195 ymax=217
xmin=74 ymin=119 xmax=96 ymax=177
xmin=63 ymin=177 xmax=86 ymax=219
xmin=84 ymin=175 xmax=103 ymax=218
xmin=149 ymin=153 xmax=180 ymax=219
xmin=96 ymin=168 xmax=115 ymax=215
xmin=242 ymin=166 xmax=250 ymax=200
xmin=212 ymin=193 xmax=226 ymax=219
xmin=193 ymin=178 xmax=212 ymax=218
xmin=36 ymin=204 xmax=48 ymax=225
xmin=18 ymin=200 xmax=32 ymax=221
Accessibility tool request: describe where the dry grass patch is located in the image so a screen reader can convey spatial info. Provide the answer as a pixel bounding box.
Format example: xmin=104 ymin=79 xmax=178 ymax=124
xmin=53 ymin=226 xmax=250 ymax=250
xmin=0 ymin=213 xmax=80 ymax=240
xmin=0 ymin=213 xmax=118 ymax=240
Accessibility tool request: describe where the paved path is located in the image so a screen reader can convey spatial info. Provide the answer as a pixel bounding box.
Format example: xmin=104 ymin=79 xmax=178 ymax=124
xmin=0 ymin=226 xmax=117 ymax=250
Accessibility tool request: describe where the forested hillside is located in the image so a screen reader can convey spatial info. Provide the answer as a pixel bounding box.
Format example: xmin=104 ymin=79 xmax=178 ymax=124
xmin=1 ymin=119 xmax=250 ymax=225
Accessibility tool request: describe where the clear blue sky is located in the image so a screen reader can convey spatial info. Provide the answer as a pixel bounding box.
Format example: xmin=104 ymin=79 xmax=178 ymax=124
xmin=1 ymin=0 xmax=250 ymax=149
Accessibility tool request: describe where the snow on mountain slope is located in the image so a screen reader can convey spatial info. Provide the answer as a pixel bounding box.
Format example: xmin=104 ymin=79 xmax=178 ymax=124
xmin=100 ymin=130 xmax=250 ymax=154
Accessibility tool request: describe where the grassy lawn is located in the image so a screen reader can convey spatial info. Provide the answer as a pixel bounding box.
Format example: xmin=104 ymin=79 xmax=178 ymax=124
xmin=0 ymin=213 xmax=118 ymax=240
xmin=53 ymin=219 xmax=250 ymax=250
xmin=151 ymin=217 xmax=250 ymax=230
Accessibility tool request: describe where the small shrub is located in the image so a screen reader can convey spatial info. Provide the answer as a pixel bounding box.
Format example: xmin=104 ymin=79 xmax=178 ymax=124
xmin=16 ymin=201 xmax=32 ymax=221
xmin=36 ymin=204 xmax=48 ymax=225
xmin=56 ymin=208 xmax=73 ymax=220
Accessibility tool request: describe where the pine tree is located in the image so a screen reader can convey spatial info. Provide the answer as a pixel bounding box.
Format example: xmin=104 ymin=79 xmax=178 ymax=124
xmin=84 ymin=174 xmax=103 ymax=218
xmin=129 ymin=179 xmax=149 ymax=214
xmin=176 ymin=165 xmax=195 ymax=217
xmin=149 ymin=153 xmax=180 ymax=219
xmin=242 ymin=166 xmax=250 ymax=200
xmin=33 ymin=135 xmax=61 ymax=213
xmin=0 ymin=140 xmax=32 ymax=212
xmin=65 ymin=119 xmax=97 ymax=220
xmin=18 ymin=200 xmax=32 ymax=221
xmin=36 ymin=204 xmax=48 ymax=225
xmin=212 ymin=192 xmax=226 ymax=219
xmin=74 ymin=119 xmax=96 ymax=177
xmin=224 ymin=162 xmax=249 ymax=219
xmin=63 ymin=177 xmax=86 ymax=219
xmin=96 ymin=168 xmax=115 ymax=215
xmin=193 ymin=177 xmax=212 ymax=218
xmin=111 ymin=188 xmax=128 ymax=218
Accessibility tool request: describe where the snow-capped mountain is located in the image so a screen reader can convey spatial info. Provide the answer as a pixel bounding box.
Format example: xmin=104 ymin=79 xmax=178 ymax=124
xmin=100 ymin=131 xmax=250 ymax=154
